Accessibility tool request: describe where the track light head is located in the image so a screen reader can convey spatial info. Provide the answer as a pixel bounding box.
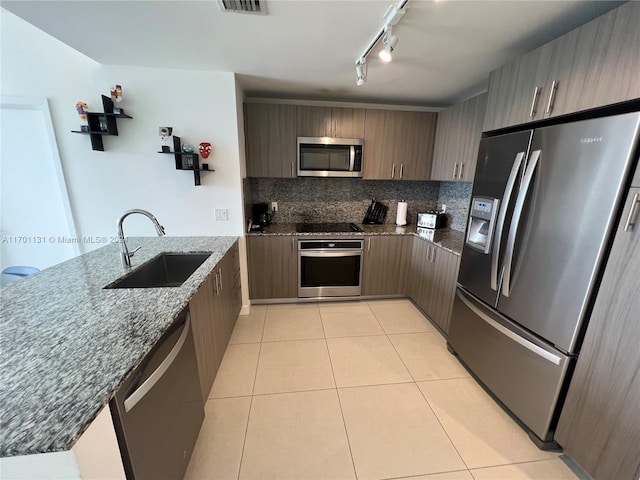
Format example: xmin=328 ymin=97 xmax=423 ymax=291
xmin=355 ymin=61 xmax=367 ymax=86
xmin=379 ymin=28 xmax=398 ymax=63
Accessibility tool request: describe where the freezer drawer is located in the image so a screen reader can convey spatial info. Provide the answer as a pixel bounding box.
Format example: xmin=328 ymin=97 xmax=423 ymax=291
xmin=448 ymin=287 xmax=573 ymax=443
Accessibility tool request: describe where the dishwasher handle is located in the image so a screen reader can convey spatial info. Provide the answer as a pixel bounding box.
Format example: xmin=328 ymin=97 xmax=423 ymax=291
xmin=124 ymin=313 xmax=191 ymax=413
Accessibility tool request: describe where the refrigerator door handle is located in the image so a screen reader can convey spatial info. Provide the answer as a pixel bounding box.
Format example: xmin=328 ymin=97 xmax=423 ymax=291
xmin=457 ymin=289 xmax=562 ymax=365
xmin=502 ymin=149 xmax=541 ymax=297
xmin=491 ymin=151 xmax=525 ymax=291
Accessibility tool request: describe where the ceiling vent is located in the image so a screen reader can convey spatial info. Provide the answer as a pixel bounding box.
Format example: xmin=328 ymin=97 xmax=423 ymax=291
xmin=218 ymin=0 xmax=267 ymax=15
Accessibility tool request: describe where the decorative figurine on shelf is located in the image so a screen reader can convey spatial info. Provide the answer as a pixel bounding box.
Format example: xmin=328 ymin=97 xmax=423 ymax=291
xmin=181 ymin=144 xmax=195 ymax=153
xmin=76 ymin=102 xmax=88 ymax=131
xmin=159 ymin=127 xmax=173 ymax=152
xmin=199 ymin=142 xmax=212 ymax=159
xmin=110 ymin=85 xmax=123 ymax=103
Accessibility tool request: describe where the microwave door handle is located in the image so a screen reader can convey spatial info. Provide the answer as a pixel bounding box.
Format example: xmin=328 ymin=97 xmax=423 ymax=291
xmin=491 ymin=151 xmax=525 ymax=291
xmin=502 ymin=149 xmax=541 ymax=297
xmin=349 ymin=146 xmax=355 ymax=172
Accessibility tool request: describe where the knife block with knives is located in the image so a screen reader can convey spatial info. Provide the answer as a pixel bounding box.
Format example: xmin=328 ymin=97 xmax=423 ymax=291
xmin=363 ymin=198 xmax=388 ymax=224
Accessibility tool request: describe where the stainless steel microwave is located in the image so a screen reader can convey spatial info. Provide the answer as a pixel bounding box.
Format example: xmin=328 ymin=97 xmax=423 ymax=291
xmin=297 ymin=137 xmax=364 ymax=178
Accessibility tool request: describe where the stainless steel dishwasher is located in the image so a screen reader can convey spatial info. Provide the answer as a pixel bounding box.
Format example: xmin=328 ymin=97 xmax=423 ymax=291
xmin=110 ymin=308 xmax=204 ymax=480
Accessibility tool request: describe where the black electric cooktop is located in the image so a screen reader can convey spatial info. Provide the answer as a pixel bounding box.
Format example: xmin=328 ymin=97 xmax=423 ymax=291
xmin=295 ymin=222 xmax=363 ymax=233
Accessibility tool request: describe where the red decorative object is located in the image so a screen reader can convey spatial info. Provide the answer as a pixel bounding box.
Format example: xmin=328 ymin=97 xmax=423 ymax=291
xmin=199 ymin=142 xmax=212 ymax=159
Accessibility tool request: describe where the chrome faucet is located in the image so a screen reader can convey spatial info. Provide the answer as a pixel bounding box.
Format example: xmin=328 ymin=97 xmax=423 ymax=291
xmin=117 ymin=209 xmax=166 ymax=268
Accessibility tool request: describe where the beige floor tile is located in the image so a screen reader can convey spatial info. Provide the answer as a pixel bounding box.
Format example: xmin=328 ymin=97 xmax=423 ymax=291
xmin=239 ymin=390 xmax=355 ymax=480
xmin=389 ymin=333 xmax=469 ymax=381
xmin=184 ymin=397 xmax=251 ymax=480
xmin=321 ymin=310 xmax=385 ymax=338
xmin=229 ymin=306 xmax=266 ymax=344
xmin=368 ymin=300 xmax=437 ymax=334
xmin=339 ymin=383 xmax=466 ymax=480
xmin=392 ymin=471 xmax=474 ymax=480
xmin=209 ymin=343 xmax=260 ymax=398
xmin=319 ymin=301 xmax=375 ymax=314
xmin=267 ymin=302 xmax=320 ymax=310
xmin=327 ymin=335 xmax=413 ymax=387
xmin=262 ymin=306 xmax=324 ymax=342
xmin=253 ymin=339 xmax=335 ymax=394
xmin=470 ymin=458 xmax=578 ymax=479
xmin=418 ymin=378 xmax=558 ymax=469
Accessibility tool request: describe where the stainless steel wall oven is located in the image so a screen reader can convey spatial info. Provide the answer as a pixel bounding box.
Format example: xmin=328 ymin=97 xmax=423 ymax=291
xmin=298 ymin=239 xmax=363 ymax=297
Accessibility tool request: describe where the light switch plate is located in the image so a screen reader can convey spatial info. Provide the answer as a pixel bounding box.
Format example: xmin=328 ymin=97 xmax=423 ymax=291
xmin=271 ymin=201 xmax=278 ymax=212
xmin=215 ymin=209 xmax=228 ymax=221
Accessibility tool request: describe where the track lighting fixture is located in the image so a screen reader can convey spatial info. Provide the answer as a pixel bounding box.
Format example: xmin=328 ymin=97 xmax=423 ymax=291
xmin=354 ymin=0 xmax=408 ymax=86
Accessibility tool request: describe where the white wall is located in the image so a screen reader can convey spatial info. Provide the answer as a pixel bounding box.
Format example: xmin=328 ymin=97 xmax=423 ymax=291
xmin=1 ymin=10 xmax=245 ymax=250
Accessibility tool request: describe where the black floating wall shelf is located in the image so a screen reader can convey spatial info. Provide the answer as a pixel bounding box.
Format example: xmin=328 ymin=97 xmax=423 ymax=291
xmin=158 ymin=136 xmax=214 ymax=186
xmin=71 ymin=95 xmax=132 ymax=151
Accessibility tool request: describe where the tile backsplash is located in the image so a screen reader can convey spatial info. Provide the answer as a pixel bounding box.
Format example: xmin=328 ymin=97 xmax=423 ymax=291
xmin=245 ymin=178 xmax=472 ymax=232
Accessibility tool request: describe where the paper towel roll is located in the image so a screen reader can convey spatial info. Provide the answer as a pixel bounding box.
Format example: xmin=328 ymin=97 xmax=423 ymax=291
xmin=396 ymin=201 xmax=408 ymax=226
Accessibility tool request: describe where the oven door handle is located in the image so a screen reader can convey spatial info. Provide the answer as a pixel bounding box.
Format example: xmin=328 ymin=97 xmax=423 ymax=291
xmin=300 ymin=251 xmax=363 ymax=258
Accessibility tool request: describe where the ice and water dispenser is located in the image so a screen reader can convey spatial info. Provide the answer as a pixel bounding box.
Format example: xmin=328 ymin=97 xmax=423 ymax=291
xmin=466 ymin=197 xmax=499 ymax=254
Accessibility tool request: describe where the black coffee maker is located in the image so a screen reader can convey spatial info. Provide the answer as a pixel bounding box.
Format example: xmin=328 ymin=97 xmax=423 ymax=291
xmin=252 ymin=203 xmax=272 ymax=227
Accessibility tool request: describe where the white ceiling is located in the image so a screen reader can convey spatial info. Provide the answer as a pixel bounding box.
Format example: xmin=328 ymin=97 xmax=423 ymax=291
xmin=2 ymin=0 xmax=624 ymax=106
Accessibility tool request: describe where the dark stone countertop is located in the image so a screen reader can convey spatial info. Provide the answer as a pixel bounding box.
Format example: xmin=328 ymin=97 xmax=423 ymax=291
xmin=247 ymin=223 xmax=464 ymax=256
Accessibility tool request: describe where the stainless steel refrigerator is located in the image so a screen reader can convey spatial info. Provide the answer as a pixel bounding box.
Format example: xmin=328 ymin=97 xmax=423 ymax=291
xmin=448 ymin=112 xmax=640 ymax=447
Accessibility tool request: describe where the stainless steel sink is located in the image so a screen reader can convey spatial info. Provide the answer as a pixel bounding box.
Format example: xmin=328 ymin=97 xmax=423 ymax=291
xmin=105 ymin=252 xmax=211 ymax=289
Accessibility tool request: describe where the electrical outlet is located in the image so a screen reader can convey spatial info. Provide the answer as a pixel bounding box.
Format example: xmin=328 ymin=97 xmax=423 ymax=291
xmin=215 ymin=209 xmax=228 ymax=221
xmin=271 ymin=202 xmax=278 ymax=212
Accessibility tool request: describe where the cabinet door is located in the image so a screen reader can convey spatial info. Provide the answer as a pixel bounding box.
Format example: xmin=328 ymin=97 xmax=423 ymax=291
xmin=432 ymin=93 xmax=487 ymax=181
xmin=555 ymin=187 xmax=640 ymax=479
xmin=483 ymin=43 xmax=555 ymax=132
xmin=398 ymin=112 xmax=436 ymax=180
xmin=362 ymin=236 xmax=409 ymax=295
xmin=332 ymin=107 xmax=365 ymax=138
xmin=549 ymin=2 xmax=640 ymax=118
xmin=296 ymin=105 xmax=332 ymax=137
xmin=428 ymin=247 xmax=460 ymax=333
xmin=245 ymin=103 xmax=296 ymax=178
xmin=408 ymin=237 xmax=430 ymax=312
xmin=363 ymin=109 xmax=402 ymax=179
xmin=247 ymin=235 xmax=297 ymax=299
xmin=189 ymin=274 xmax=220 ymax=402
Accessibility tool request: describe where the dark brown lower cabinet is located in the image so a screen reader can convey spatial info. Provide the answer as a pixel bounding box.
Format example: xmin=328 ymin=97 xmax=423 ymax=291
xmin=189 ymin=242 xmax=242 ymax=402
xmin=408 ymin=237 xmax=461 ymax=333
xmin=362 ymin=235 xmax=411 ymax=296
xmin=247 ymin=235 xmax=297 ymax=299
xmin=555 ymin=187 xmax=640 ymax=480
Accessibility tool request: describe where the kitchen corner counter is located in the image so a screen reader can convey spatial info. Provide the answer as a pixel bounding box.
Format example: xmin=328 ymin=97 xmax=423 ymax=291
xmin=0 ymin=236 xmax=238 ymax=457
xmin=247 ymin=223 xmax=464 ymax=256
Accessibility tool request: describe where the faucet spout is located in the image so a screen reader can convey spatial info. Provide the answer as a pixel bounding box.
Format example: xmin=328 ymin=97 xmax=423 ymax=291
xmin=117 ymin=209 xmax=166 ymax=269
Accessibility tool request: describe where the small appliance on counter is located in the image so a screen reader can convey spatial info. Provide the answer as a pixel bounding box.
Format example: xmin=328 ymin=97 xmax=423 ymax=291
xmin=417 ymin=210 xmax=447 ymax=229
xmin=363 ymin=198 xmax=388 ymax=224
xmin=251 ymin=203 xmax=272 ymax=227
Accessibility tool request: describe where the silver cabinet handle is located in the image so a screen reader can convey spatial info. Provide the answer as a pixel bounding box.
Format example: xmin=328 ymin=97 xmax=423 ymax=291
xmin=453 ymin=163 xmax=459 ymax=180
xmin=491 ymin=152 xmax=525 ymax=291
xmin=502 ymin=150 xmax=541 ymax=297
xmin=291 ymin=161 xmax=295 ymax=177
xmin=391 ymin=164 xmax=396 ymax=179
xmin=368 ymin=237 xmax=371 ymax=252
xmin=457 ymin=289 xmax=562 ymax=365
xmin=218 ymin=268 xmax=223 ymax=292
xmin=545 ymin=80 xmax=558 ymax=115
xmin=124 ymin=314 xmax=191 ymax=412
xmin=400 ymin=164 xmax=404 ymax=179
xmin=624 ymin=193 xmax=640 ymax=232
xmin=529 ymin=87 xmax=541 ymax=118
xmin=214 ymin=270 xmax=219 ymax=295
xmin=431 ymin=246 xmax=436 ymax=263
xmin=333 ymin=120 xmax=337 ymax=137
xmin=459 ymin=163 xmax=465 ymax=180
xmin=292 ymin=237 xmax=295 ymax=252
